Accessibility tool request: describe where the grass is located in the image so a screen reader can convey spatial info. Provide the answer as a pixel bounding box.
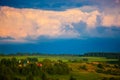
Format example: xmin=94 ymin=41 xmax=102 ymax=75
xmin=0 ymin=55 xmax=119 ymax=80
xmin=71 ymin=72 xmax=102 ymax=80
xmin=0 ymin=55 xmax=118 ymax=62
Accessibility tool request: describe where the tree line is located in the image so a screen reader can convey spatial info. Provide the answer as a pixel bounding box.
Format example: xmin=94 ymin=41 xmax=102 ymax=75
xmin=0 ymin=57 xmax=71 ymax=80
xmin=84 ymin=52 xmax=120 ymax=59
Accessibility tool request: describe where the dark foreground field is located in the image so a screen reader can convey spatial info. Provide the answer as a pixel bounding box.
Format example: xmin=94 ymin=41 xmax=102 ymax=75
xmin=0 ymin=55 xmax=120 ymax=80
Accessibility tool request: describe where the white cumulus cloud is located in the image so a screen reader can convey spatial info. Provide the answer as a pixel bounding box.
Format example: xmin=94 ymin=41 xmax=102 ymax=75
xmin=0 ymin=6 xmax=120 ymax=42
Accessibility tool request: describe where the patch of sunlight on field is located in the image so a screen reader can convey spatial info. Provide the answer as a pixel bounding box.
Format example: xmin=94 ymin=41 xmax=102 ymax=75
xmin=49 ymin=74 xmax=70 ymax=80
xmin=69 ymin=71 xmax=102 ymax=80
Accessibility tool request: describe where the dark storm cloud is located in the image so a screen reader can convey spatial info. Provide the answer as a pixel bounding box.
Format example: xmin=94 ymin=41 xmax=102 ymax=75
xmin=0 ymin=0 xmax=120 ymax=10
xmin=0 ymin=36 xmax=14 ymax=40
xmin=0 ymin=0 xmax=91 ymax=10
xmin=0 ymin=0 xmax=119 ymax=10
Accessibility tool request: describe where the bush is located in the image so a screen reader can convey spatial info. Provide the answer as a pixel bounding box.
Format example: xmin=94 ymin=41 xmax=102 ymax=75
xmin=42 ymin=59 xmax=70 ymax=75
xmin=102 ymin=77 xmax=109 ymax=80
xmin=69 ymin=75 xmax=77 ymax=80
xmin=41 ymin=72 xmax=48 ymax=80
xmin=79 ymin=65 xmax=87 ymax=70
xmin=82 ymin=58 xmax=88 ymax=62
xmin=97 ymin=63 xmax=104 ymax=69
xmin=26 ymin=73 xmax=34 ymax=80
xmin=96 ymin=69 xmax=104 ymax=73
xmin=0 ymin=74 xmax=14 ymax=80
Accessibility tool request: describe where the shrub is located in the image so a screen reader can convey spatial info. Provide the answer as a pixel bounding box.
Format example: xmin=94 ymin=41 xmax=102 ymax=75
xmin=79 ymin=65 xmax=87 ymax=70
xmin=69 ymin=75 xmax=77 ymax=80
xmin=96 ymin=69 xmax=104 ymax=73
xmin=41 ymin=72 xmax=48 ymax=80
xmin=97 ymin=63 xmax=104 ymax=69
xmin=42 ymin=59 xmax=70 ymax=75
xmin=26 ymin=73 xmax=34 ymax=80
xmin=82 ymin=58 xmax=88 ymax=62
xmin=102 ymin=77 xmax=109 ymax=80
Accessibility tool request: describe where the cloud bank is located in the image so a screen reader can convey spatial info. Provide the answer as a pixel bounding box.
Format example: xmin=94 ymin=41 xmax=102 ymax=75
xmin=0 ymin=6 xmax=120 ymax=42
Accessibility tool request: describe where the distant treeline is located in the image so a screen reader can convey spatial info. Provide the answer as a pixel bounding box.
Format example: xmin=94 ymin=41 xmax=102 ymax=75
xmin=0 ymin=52 xmax=120 ymax=59
xmin=84 ymin=52 xmax=120 ymax=59
xmin=0 ymin=52 xmax=47 ymax=56
xmin=0 ymin=52 xmax=81 ymax=56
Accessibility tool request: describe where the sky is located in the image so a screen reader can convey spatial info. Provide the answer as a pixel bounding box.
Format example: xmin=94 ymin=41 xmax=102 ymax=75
xmin=0 ymin=0 xmax=120 ymax=54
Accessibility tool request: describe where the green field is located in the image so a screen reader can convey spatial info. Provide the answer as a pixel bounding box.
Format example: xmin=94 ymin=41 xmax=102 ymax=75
xmin=0 ymin=55 xmax=119 ymax=80
xmin=0 ymin=55 xmax=118 ymax=62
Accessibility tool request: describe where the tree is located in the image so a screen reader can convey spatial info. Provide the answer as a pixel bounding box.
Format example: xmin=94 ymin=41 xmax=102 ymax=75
xmin=0 ymin=74 xmax=13 ymax=80
xmin=26 ymin=73 xmax=34 ymax=80
xmin=41 ymin=72 xmax=48 ymax=80
xmin=69 ymin=75 xmax=77 ymax=80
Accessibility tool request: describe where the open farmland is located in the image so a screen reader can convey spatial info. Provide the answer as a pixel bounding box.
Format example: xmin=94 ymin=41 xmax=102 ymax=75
xmin=0 ymin=55 xmax=118 ymax=62
xmin=0 ymin=55 xmax=120 ymax=80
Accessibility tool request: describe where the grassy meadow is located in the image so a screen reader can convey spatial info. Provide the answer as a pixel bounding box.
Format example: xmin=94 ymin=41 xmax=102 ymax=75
xmin=0 ymin=55 xmax=118 ymax=62
xmin=0 ymin=55 xmax=120 ymax=80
